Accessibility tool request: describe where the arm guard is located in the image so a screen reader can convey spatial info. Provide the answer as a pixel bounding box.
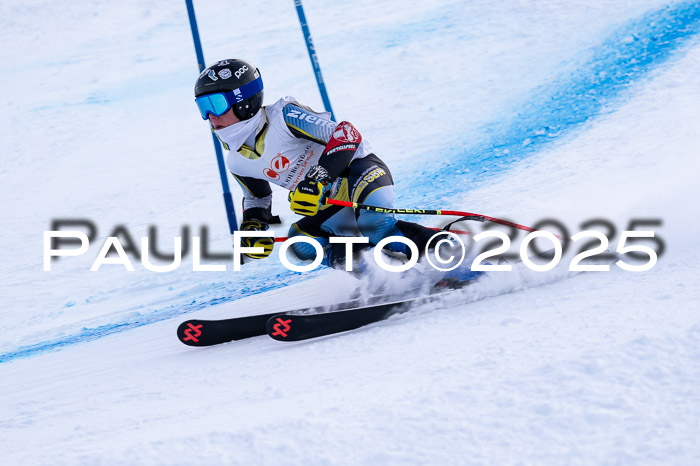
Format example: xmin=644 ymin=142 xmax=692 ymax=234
xmin=283 ymin=102 xmax=362 ymax=181
xmin=317 ymin=121 xmax=362 ymax=181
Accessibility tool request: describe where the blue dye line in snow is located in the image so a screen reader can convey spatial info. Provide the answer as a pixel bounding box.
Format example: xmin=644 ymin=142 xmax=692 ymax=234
xmin=0 ymin=270 xmax=309 ymax=364
xmin=397 ymin=1 xmax=700 ymax=204
xmin=3 ymin=2 xmax=700 ymax=365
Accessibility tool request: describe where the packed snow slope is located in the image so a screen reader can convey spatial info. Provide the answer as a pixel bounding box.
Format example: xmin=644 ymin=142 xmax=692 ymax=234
xmin=1 ymin=0 xmax=700 ymax=464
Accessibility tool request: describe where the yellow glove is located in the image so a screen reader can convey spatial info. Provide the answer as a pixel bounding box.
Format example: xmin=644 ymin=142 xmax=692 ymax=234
xmin=289 ymin=168 xmax=332 ymax=216
xmin=239 ymin=220 xmax=274 ymax=259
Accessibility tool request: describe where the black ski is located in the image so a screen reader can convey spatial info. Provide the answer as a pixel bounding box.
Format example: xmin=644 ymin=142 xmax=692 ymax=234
xmin=266 ymin=295 xmax=435 ymax=342
xmin=176 ymin=295 xmax=401 ymax=346
xmin=177 ymin=277 xmax=476 ymax=346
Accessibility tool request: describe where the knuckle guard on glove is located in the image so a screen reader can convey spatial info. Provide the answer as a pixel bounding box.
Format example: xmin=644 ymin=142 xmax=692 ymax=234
xmin=239 ymin=220 xmax=274 ymax=259
xmin=289 ymin=167 xmax=331 ymax=216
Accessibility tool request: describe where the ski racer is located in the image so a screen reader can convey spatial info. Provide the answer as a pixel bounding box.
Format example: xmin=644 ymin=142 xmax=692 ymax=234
xmin=193 ymin=59 xmax=444 ymax=269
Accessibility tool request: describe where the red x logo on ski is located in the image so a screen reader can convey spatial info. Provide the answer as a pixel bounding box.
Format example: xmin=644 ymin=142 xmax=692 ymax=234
xmin=271 ymin=317 xmax=292 ymax=338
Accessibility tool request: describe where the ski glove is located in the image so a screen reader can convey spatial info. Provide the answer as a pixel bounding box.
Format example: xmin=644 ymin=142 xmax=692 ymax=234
xmin=239 ymin=219 xmax=274 ymax=259
xmin=289 ymin=166 xmax=332 ymax=216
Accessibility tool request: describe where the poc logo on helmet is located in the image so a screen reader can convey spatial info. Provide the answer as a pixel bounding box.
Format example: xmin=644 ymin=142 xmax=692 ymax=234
xmin=234 ymin=65 xmax=249 ymax=79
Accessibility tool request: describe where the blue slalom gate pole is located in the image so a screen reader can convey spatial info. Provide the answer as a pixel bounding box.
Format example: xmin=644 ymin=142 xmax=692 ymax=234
xmin=185 ymin=0 xmax=238 ymax=233
xmin=294 ymin=0 xmax=336 ymax=121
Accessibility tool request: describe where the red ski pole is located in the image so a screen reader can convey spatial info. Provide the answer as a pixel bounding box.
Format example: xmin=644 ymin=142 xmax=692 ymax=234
xmin=325 ymin=198 xmax=541 ymax=234
xmin=272 ymin=199 xmax=542 ymax=242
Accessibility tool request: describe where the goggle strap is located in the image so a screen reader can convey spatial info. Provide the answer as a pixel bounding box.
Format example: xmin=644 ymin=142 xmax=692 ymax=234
xmin=227 ymin=76 xmax=263 ymax=103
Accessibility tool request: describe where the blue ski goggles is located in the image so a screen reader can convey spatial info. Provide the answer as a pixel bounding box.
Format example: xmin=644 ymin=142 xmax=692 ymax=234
xmin=195 ymin=76 xmax=263 ymax=119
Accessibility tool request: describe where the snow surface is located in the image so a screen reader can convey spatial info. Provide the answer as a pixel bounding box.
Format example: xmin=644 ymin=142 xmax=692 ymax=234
xmin=1 ymin=0 xmax=700 ymax=464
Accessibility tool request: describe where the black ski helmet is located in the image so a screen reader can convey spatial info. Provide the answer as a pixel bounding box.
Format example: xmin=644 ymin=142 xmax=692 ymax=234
xmin=194 ymin=59 xmax=264 ymax=121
